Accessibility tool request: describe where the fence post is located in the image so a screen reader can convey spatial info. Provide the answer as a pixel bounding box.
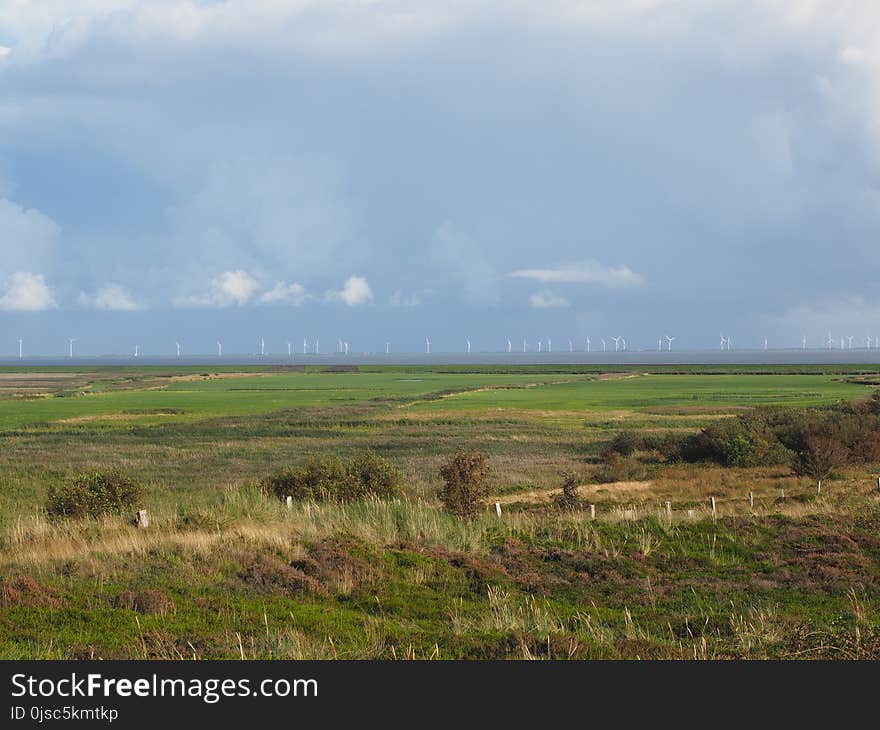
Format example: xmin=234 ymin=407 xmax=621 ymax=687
xmin=748 ymin=491 xmax=754 ymax=509
xmin=135 ymin=510 xmax=149 ymax=529
xmin=817 ymin=480 xmax=821 ymax=495
xmin=779 ymin=488 xmax=785 ymax=500
xmin=494 ymin=502 xmax=502 ymax=518
xmin=665 ymin=500 xmax=671 ymax=517
xmin=710 ymin=496 xmax=716 ymax=517
xmin=687 ymin=509 xmax=695 ymax=519
xmin=286 ymin=496 xmax=292 ymax=509
xmin=589 ymin=504 xmax=596 ymax=521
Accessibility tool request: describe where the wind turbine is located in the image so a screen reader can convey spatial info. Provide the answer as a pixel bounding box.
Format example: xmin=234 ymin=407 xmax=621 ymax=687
xmin=866 ymin=336 xmax=872 ymax=351
xmin=466 ymin=338 xmax=471 ymax=354
xmin=547 ymin=336 xmax=552 ymax=353
xmin=537 ymin=339 xmax=543 ymax=353
xmin=658 ymin=337 xmax=663 ymax=352
xmin=826 ymin=332 xmax=834 ymax=350
xmin=343 ymin=341 xmax=349 ymax=356
xmin=568 ymin=338 xmax=573 ymax=353
xmin=847 ymin=335 xmax=855 ymax=350
xmin=67 ymin=338 xmax=76 ymax=359
xmin=665 ymin=335 xmax=675 ymax=352
xmin=287 ymin=341 xmax=292 ymax=357
xmin=802 ymin=335 xmax=807 ymax=350
xmin=507 ymin=338 xmax=512 ymax=354
xmin=720 ymin=333 xmax=726 ymax=351
xmin=425 ymin=337 xmax=431 ymax=354
xmin=763 ymin=337 xmax=768 ymax=351
xmin=337 ymin=338 xmax=344 ymax=353
xmin=217 ymin=340 xmax=222 ymax=357
xmin=385 ymin=342 xmax=390 ymax=355
xmin=620 ymin=337 xmax=627 ymax=351
xmin=17 ymin=338 xmax=23 ymax=360
xmin=176 ymin=341 xmax=182 ymax=358
xmin=586 ymin=336 xmax=591 ymax=353
xmin=315 ymin=338 xmax=319 ymax=355
xmin=522 ymin=339 xmax=527 ymax=353
xmin=134 ymin=344 xmax=140 ymax=358
xmin=601 ymin=339 xmax=607 ymax=353
xmin=303 ymin=337 xmax=308 ymax=354
xmin=259 ymin=336 xmax=265 ymax=356
xmin=612 ymin=336 xmax=621 ymax=352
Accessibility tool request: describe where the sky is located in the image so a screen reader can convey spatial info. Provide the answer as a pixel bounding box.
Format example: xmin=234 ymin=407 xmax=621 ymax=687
xmin=2 ymin=0 xmax=880 ymax=355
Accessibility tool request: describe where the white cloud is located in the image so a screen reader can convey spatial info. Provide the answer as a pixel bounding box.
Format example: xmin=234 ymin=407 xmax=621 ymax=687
xmin=175 ymin=269 xmax=259 ymax=307
xmin=0 ymin=272 xmax=56 ymax=311
xmin=529 ymin=291 xmax=569 ymax=309
xmin=78 ymin=283 xmax=141 ymax=310
xmin=389 ymin=289 xmax=427 ymax=307
xmin=327 ymin=275 xmax=373 ymax=306
xmin=0 ymin=198 xmax=61 ymax=274
xmin=508 ymin=262 xmax=644 ymax=288
xmin=260 ymin=281 xmax=309 ymax=305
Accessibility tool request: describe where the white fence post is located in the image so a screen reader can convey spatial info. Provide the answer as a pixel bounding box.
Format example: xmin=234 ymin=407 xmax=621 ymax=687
xmin=135 ymin=509 xmax=149 ymax=529
xmin=494 ymin=502 xmax=502 ymax=517
xmin=748 ymin=491 xmax=754 ymax=509
xmin=589 ymin=504 xmax=596 ymax=521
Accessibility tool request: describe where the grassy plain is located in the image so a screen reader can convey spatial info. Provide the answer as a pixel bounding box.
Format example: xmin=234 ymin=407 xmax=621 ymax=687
xmin=1 ymin=364 xmax=879 ymax=659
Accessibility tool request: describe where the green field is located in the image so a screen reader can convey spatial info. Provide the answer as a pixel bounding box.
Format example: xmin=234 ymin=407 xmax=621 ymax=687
xmin=0 ymin=369 xmax=869 ymax=429
xmin=1 ymin=364 xmax=879 ymax=660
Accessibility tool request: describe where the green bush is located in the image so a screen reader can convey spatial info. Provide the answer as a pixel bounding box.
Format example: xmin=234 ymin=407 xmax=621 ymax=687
xmin=345 ymin=450 xmax=402 ymax=499
xmin=438 ymin=449 xmax=491 ymax=518
xmin=679 ymin=415 xmax=793 ymax=467
xmin=260 ymin=451 xmax=401 ymax=502
xmin=46 ymin=471 xmax=141 ymax=519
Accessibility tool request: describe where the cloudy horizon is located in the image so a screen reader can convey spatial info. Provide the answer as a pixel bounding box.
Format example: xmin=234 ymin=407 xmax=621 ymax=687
xmin=2 ymin=1 xmax=880 ymax=354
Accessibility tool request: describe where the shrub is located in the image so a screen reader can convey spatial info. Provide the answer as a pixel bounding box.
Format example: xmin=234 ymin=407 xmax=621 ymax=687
xmin=679 ymin=415 xmax=792 ymax=468
xmin=594 ymin=452 xmax=648 ymax=483
xmin=609 ymin=431 xmax=641 ymax=456
xmin=345 ymin=450 xmax=402 ymax=499
xmin=259 ymin=451 xmax=401 ymax=502
xmin=792 ymin=435 xmax=849 ymax=482
xmin=46 ymin=471 xmax=141 ymax=519
xmin=439 ymin=449 xmax=491 ymax=518
xmin=552 ymin=472 xmax=581 ymax=510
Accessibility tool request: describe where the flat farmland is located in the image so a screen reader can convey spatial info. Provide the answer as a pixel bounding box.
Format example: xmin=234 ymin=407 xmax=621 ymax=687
xmin=2 ymin=364 xmax=880 ymax=660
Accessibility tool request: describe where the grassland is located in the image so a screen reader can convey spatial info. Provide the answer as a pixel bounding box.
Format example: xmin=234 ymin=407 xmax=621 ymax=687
xmin=1 ymin=364 xmax=879 ymax=659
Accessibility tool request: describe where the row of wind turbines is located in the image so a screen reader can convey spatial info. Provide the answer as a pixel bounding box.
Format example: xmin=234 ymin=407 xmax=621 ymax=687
xmin=8 ymin=333 xmax=880 ymax=358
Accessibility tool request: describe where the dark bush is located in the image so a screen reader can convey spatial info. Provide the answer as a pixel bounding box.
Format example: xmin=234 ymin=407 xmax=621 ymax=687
xmin=792 ymin=435 xmax=849 ymax=482
xmin=594 ymin=452 xmax=648 ymax=483
xmin=609 ymin=431 xmax=641 ymax=456
xmin=259 ymin=451 xmax=401 ymax=502
xmin=679 ymin=414 xmax=793 ymax=467
xmin=46 ymin=471 xmax=141 ymax=519
xmin=552 ymin=472 xmax=581 ymax=510
xmin=439 ymin=449 xmax=491 ymax=518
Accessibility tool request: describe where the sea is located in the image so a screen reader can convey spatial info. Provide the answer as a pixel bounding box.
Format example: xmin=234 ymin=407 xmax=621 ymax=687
xmin=2 ymin=350 xmax=880 ymax=367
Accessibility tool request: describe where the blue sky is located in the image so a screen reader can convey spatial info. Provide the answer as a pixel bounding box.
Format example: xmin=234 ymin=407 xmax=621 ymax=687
xmin=1 ymin=1 xmax=880 ymax=355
